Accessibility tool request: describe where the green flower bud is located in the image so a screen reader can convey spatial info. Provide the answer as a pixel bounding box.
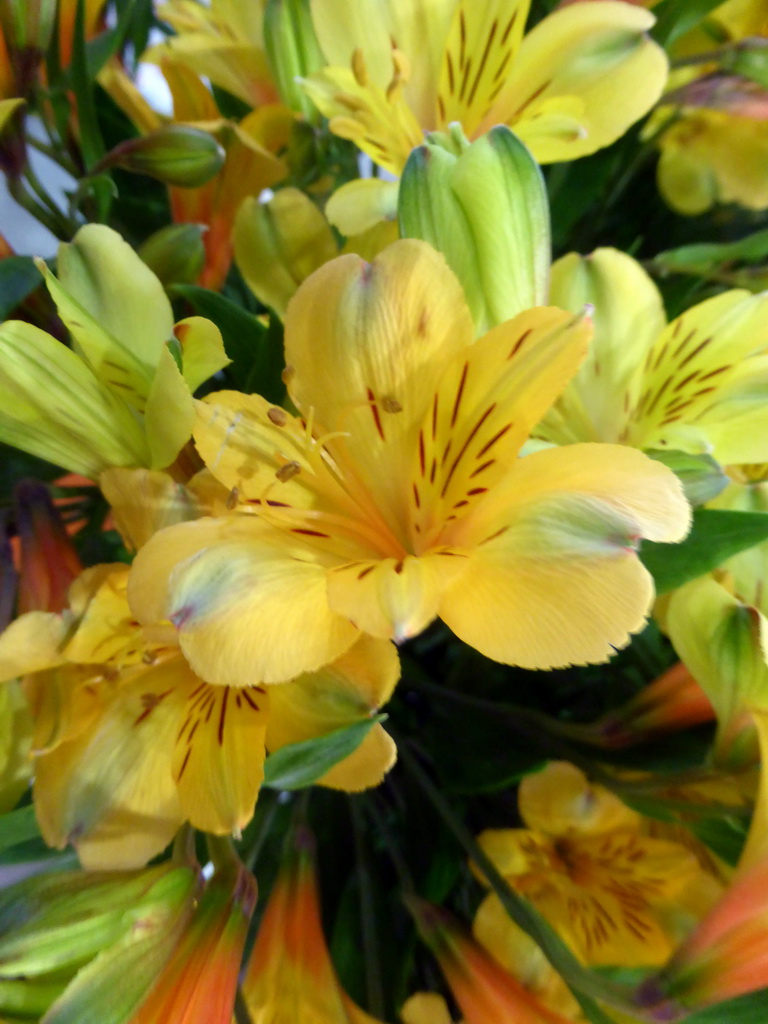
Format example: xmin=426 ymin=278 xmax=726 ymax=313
xmin=0 ymin=0 xmax=55 ymax=54
xmin=399 ymin=124 xmax=550 ymax=335
xmin=138 ymin=224 xmax=206 ymax=288
xmin=99 ymin=125 xmax=225 ymax=188
xmin=263 ymin=0 xmax=324 ymax=121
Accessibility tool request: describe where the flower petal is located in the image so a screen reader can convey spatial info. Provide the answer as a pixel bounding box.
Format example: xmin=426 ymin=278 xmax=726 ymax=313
xmin=486 ymin=2 xmax=668 ymax=161
xmin=413 ymin=306 xmax=591 ymax=549
xmin=285 ymin=240 xmax=475 ymax=544
xmin=439 ymin=444 xmax=689 ymax=668
xmin=128 ymin=517 xmax=359 ymax=684
xmin=99 ymin=468 xmax=203 ymax=551
xmin=173 ymin=682 xmax=269 ymax=835
xmin=266 ymin=635 xmax=399 ymax=791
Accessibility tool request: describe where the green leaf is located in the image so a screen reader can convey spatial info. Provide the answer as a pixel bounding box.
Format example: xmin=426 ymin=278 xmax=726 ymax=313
xmin=0 ymin=807 xmax=41 ymax=853
xmin=685 ymin=989 xmax=768 ymax=1023
xmin=651 ymin=228 xmax=768 ymax=277
xmin=70 ymin=0 xmax=111 ymax=222
xmin=169 ymin=285 xmax=285 ymax=402
xmin=0 ymin=257 xmax=42 ymax=319
xmin=640 ymin=509 xmax=768 ymax=594
xmin=263 ymin=716 xmax=386 ymax=790
xmin=651 ymin=0 xmax=725 ymax=46
xmin=645 ymin=449 xmax=727 ymax=508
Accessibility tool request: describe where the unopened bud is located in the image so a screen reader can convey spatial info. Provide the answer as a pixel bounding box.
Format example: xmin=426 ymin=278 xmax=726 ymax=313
xmin=263 ymin=0 xmax=324 ymax=121
xmin=399 ymin=124 xmax=550 ymax=335
xmin=138 ymin=224 xmax=206 ymax=287
xmin=98 ymin=125 xmax=225 ymax=187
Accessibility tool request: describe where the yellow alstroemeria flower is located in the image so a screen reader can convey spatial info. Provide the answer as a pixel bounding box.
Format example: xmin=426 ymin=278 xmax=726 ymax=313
xmin=649 ymin=0 xmax=768 ymax=214
xmin=126 ymin=240 xmax=690 ymax=687
xmin=537 ymin=247 xmax=768 ymax=464
xmin=0 ymin=563 xmax=398 ymax=869
xmin=303 ymin=0 xmax=667 ymax=232
xmin=0 ymin=224 xmax=229 ymax=479
xmin=149 ymin=0 xmax=278 ymax=110
xmin=474 ymin=762 xmax=720 ymax=968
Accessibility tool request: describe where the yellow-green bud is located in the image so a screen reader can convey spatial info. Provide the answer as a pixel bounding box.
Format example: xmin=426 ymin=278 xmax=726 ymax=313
xmin=263 ymin=0 xmax=324 ymax=121
xmin=399 ymin=124 xmax=550 ymax=335
xmin=0 ymin=0 xmax=55 ymax=53
xmin=138 ymin=224 xmax=206 ymax=287
xmin=99 ymin=125 xmax=225 ymax=188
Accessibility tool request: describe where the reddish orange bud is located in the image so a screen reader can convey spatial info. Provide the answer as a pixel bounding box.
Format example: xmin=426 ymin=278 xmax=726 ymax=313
xmin=14 ymin=480 xmax=81 ymax=614
xmin=407 ymin=897 xmax=571 ymax=1024
xmin=241 ymin=826 xmax=385 ymax=1023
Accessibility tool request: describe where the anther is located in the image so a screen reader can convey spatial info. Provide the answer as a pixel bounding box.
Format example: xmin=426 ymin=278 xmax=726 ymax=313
xmin=275 ymin=460 xmax=301 ymax=482
xmin=282 ymin=365 xmax=296 ymax=385
xmin=226 ymin=486 xmax=239 ymax=509
xmin=382 ymin=396 xmax=402 ymax=413
xmin=268 ymin=406 xmax=288 ymax=426
xmin=352 ymin=48 xmax=368 ymax=87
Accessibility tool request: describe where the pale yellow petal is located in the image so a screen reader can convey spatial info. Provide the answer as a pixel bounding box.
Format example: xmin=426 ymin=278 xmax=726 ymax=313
xmin=143 ymin=345 xmax=196 ymax=470
xmin=0 ymin=612 xmax=70 ymax=682
xmin=625 ymin=290 xmax=768 ymax=462
xmin=485 ymin=2 xmax=668 ymax=162
xmin=401 ymin=993 xmax=455 ymax=1024
xmin=326 ymin=179 xmax=399 ymax=237
xmin=234 ymin=189 xmax=338 ymax=318
xmin=541 ymin=248 xmax=666 ymax=445
xmin=174 ymin=316 xmax=230 ymax=393
xmin=518 ymin=762 xmax=640 ymax=836
xmin=128 ymin=517 xmax=359 ymax=684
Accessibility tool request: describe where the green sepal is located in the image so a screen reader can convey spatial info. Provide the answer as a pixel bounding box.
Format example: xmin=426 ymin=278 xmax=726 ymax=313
xmin=263 ymin=716 xmax=386 ymax=790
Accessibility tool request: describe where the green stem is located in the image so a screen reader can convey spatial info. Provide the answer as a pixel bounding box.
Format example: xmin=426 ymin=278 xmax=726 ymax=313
xmin=397 ymin=739 xmax=655 ymax=1022
xmin=6 ymin=176 xmax=72 ymax=238
xmin=350 ymin=797 xmax=387 ymax=1019
xmin=366 ymin=794 xmax=417 ymax=897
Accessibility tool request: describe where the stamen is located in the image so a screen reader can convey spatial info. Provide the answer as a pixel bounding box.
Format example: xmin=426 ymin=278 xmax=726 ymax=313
xmin=275 ymin=461 xmax=301 ymax=482
xmin=268 ymin=406 xmax=288 ymax=426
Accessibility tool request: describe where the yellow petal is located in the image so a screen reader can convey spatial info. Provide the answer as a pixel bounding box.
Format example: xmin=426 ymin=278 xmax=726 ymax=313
xmin=626 ymin=290 xmax=768 ymax=462
xmin=285 ymin=240 xmax=474 ymax=544
xmin=174 ymin=316 xmax=230 ymax=393
xmin=266 ymin=635 xmax=399 ymax=790
xmin=0 ymin=98 xmax=23 ymax=132
xmin=436 ymin=0 xmax=530 ymax=133
xmin=657 ymin=111 xmax=768 ymax=214
xmin=99 ymin=468 xmax=204 ymax=551
xmin=0 ymin=320 xmax=150 ymax=476
xmin=143 ymin=345 xmax=196 ymax=470
xmin=0 ymin=681 xmax=33 ymax=813
xmin=326 ymin=179 xmax=399 ymax=237
xmin=412 ymin=306 xmax=592 ymax=549
xmin=401 ymin=993 xmax=455 ymax=1024
xmin=541 ymin=248 xmax=667 ymax=445
xmin=486 ymin=2 xmax=668 ymax=162
xmin=0 ymin=611 xmax=70 ymax=681
xmin=173 ymin=682 xmax=269 ymax=835
xmin=301 ymin=63 xmax=423 ymax=175
xmin=439 ymin=444 xmax=689 ymax=668
xmin=42 ymin=224 xmax=175 ymax=409
xmin=327 ymin=551 xmax=468 ymax=642
xmin=310 ymin=0 xmax=455 ymax=124
xmin=128 ymin=517 xmax=360 ymax=684
xmin=234 ymin=188 xmax=338 ymax=318
xmin=518 ymin=762 xmax=640 ymax=837
xmin=34 ymin=657 xmax=188 ymax=869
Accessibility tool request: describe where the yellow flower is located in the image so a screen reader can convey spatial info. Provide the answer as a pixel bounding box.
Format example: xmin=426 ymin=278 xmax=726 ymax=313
xmin=304 ymin=0 xmax=667 ymax=232
xmin=647 ymin=0 xmax=768 ymax=214
xmin=128 ymin=240 xmax=690 ymax=687
xmin=474 ymin=762 xmax=719 ymax=968
xmin=149 ymin=0 xmax=278 ymax=110
xmin=0 ymin=560 xmax=397 ymax=868
xmin=538 ymin=247 xmax=768 ymax=465
xmin=0 ymin=224 xmax=229 ymax=478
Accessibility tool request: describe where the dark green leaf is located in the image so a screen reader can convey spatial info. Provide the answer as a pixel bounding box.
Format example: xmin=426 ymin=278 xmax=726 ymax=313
xmin=263 ymin=717 xmax=386 ymax=790
xmin=0 ymin=807 xmax=41 ymax=854
xmin=686 ymin=989 xmax=768 ymax=1023
xmin=640 ymin=509 xmax=768 ymax=594
xmin=169 ymin=285 xmax=286 ymax=401
xmin=651 ymin=0 xmax=725 ymax=46
xmin=0 ymin=258 xmax=42 ymax=319
xmin=651 ymin=228 xmax=768 ymax=276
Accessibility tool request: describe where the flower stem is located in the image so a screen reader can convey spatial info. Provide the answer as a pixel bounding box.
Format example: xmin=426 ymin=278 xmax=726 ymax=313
xmin=350 ymin=796 xmax=387 ymax=1019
